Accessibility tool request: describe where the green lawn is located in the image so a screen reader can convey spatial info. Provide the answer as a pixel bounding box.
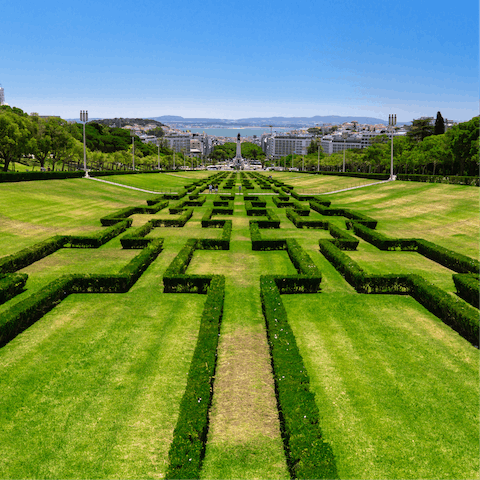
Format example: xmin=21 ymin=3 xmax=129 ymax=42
xmin=283 ymin=293 xmax=479 ymax=479
xmin=0 ymin=172 xmax=478 ymax=479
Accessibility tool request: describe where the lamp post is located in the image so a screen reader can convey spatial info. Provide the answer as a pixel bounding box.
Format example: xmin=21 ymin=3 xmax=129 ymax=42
xmin=80 ymin=110 xmax=88 ymax=177
xmin=130 ymin=130 xmax=135 ymax=171
xmin=157 ymin=139 xmax=160 ymax=170
xmin=317 ymin=144 xmax=320 ymax=173
xmin=389 ymin=114 xmax=397 ymax=180
xmin=342 ymin=132 xmax=348 ymax=173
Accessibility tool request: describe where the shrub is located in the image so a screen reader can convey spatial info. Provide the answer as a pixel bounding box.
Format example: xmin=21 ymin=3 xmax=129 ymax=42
xmin=260 ymin=276 xmax=338 ymax=479
xmin=166 ymin=275 xmax=225 ymax=479
xmin=250 ymin=222 xmax=286 ymax=251
xmin=65 ymin=220 xmax=131 ymax=248
xmin=453 ymin=273 xmax=480 ymax=309
xmin=0 ymin=235 xmax=67 ymax=273
xmin=0 ymin=273 xmax=28 ymax=304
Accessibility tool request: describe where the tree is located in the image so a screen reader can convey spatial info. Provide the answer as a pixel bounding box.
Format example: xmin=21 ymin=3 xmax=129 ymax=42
xmin=407 ymin=118 xmax=434 ymax=142
xmin=0 ymin=110 xmax=33 ymax=171
xmin=434 ymin=111 xmax=445 ymax=135
xmin=446 ymin=117 xmax=479 ymax=176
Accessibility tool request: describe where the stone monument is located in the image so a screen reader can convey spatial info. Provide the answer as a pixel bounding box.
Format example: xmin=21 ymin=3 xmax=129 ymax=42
xmin=233 ymin=133 xmax=243 ymax=168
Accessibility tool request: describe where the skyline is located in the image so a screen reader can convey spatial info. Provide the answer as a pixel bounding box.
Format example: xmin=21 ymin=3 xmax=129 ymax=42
xmin=2 ymin=0 xmax=478 ymax=123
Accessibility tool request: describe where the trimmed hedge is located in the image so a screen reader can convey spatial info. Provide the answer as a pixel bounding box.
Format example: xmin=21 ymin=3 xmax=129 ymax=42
xmin=286 ymin=208 xmax=328 ymax=229
xmin=350 ymin=222 xmax=417 ymax=251
xmin=0 ymin=171 xmax=84 ymax=182
xmin=250 ymin=222 xmax=287 ymax=251
xmin=453 ymin=273 xmax=480 ymax=308
xmin=152 ymin=208 xmax=193 ymax=227
xmin=166 ymin=275 xmax=225 ymax=479
xmin=0 ymin=239 xmax=164 ymax=347
xmin=260 ymin=276 xmax=338 ymax=479
xmin=0 ymin=273 xmax=28 ymax=304
xmin=65 ymin=220 xmax=132 ymax=248
xmin=197 ymin=221 xmax=232 ymax=251
xmin=396 ymin=174 xmax=479 ymax=186
xmin=319 ymin=239 xmax=479 ymax=345
xmin=310 ymin=202 xmax=378 ymax=228
xmin=0 ymin=235 xmax=67 ymax=273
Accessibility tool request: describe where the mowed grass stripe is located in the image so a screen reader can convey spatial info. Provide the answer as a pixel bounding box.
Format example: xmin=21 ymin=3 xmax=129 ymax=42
xmin=283 ymin=293 xmax=479 ymax=479
xmin=189 ymin=200 xmax=289 ymax=479
xmin=0 ymin=291 xmax=205 ymax=479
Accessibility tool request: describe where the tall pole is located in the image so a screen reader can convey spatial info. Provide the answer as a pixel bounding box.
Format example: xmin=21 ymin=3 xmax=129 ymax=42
xmin=157 ymin=140 xmax=160 ymax=170
xmin=342 ymin=132 xmax=347 ymax=173
xmin=317 ymin=145 xmax=320 ymax=172
xmin=80 ymin=110 xmax=88 ymax=177
xmin=389 ymin=114 xmax=397 ymax=180
xmin=173 ymin=151 xmax=176 ymax=170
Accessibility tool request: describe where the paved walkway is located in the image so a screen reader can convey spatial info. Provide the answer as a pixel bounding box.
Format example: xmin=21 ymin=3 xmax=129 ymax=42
xmin=85 ymin=176 xmax=166 ymax=194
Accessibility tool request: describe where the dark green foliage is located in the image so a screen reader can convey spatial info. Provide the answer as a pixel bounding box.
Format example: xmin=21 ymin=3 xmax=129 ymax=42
xmin=0 ymin=235 xmax=67 ymax=273
xmin=396 ymin=174 xmax=479 ymax=186
xmin=0 ymin=273 xmax=28 ymax=304
xmin=327 ymin=224 xmax=359 ymax=250
xmin=309 ymin=202 xmax=378 ymax=228
xmin=120 ymin=221 xmax=156 ymax=249
xmin=100 ymin=206 xmax=143 ymax=226
xmin=286 ymin=208 xmax=327 ymax=229
xmin=434 ymin=112 xmax=445 ymax=135
xmin=65 ymin=220 xmax=131 ymax=248
xmin=152 ymin=208 xmax=193 ymax=227
xmin=319 ymin=239 xmax=479 ymax=345
xmin=166 ymin=276 xmax=225 ymax=479
xmin=0 ymin=171 xmax=84 ymax=183
xmin=272 ymin=196 xmax=295 ymax=208
xmin=416 ymin=239 xmax=479 ymax=274
xmin=197 ymin=221 xmax=232 ymax=251
xmin=351 ymin=222 xmax=417 ymax=251
xmin=250 ymin=222 xmax=287 ymax=251
xmin=453 ymin=274 xmax=480 ymax=308
xmin=260 ymin=276 xmax=338 ymax=479
xmin=0 ymin=239 xmax=163 ymax=347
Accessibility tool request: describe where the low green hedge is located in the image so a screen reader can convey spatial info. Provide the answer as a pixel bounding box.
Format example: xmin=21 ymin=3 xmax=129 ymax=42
xmin=0 ymin=235 xmax=67 ymax=273
xmin=0 ymin=273 xmax=28 ymax=304
xmin=396 ymin=174 xmax=479 ymax=186
xmin=260 ymin=276 xmax=338 ymax=479
xmin=453 ymin=273 xmax=480 ymax=308
xmin=319 ymin=239 xmax=479 ymax=345
xmin=65 ymin=220 xmax=131 ymax=248
xmin=197 ymin=221 xmax=232 ymax=251
xmin=351 ymin=222 xmax=417 ymax=251
xmin=286 ymin=208 xmax=328 ymax=229
xmin=166 ymin=275 xmax=225 ymax=479
xmin=416 ymin=239 xmax=479 ymax=274
xmin=0 ymin=171 xmax=84 ymax=183
xmin=0 ymin=239 xmax=163 ymax=347
xmin=328 ymin=224 xmax=359 ymax=250
xmin=152 ymin=208 xmax=193 ymax=227
xmin=310 ymin=202 xmax=378 ymax=228
xmin=250 ymin=222 xmax=286 ymax=251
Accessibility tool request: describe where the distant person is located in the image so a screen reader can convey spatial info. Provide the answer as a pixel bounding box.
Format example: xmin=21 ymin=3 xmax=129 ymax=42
xmin=209 ymin=184 xmax=213 ymax=193
xmin=239 ymin=185 xmax=242 ymax=194
xmin=215 ymin=184 xmax=218 ymax=193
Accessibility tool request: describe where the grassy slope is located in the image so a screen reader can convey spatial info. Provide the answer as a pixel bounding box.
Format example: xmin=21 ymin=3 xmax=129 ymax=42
xmin=0 ymin=173 xmax=478 ymax=479
xmin=283 ymin=294 xmax=479 ymax=479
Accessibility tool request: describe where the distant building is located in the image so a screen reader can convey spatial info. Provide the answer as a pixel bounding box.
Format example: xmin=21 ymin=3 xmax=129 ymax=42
xmin=0 ymin=85 xmax=5 ymax=105
xmin=261 ymin=133 xmax=311 ymax=160
xmin=165 ymin=133 xmax=191 ymax=153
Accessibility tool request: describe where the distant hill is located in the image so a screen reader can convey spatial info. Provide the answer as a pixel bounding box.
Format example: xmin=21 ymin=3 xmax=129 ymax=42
xmin=94 ymin=117 xmax=166 ymax=128
xmin=149 ymin=115 xmax=392 ymax=126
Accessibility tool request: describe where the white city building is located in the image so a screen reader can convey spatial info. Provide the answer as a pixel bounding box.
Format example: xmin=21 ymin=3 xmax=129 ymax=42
xmin=261 ymin=134 xmax=311 ymax=160
xmin=165 ymin=133 xmax=191 ymax=153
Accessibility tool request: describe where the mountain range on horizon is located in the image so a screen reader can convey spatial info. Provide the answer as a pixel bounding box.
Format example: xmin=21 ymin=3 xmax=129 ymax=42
xmin=147 ymin=115 xmax=398 ymax=126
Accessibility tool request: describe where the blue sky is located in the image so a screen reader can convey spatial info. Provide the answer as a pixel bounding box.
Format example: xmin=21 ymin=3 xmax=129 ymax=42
xmin=2 ymin=0 xmax=477 ymax=122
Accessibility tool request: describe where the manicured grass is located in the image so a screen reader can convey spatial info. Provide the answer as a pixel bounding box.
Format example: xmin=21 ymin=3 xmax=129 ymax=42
xmin=0 ymin=290 xmax=205 ymax=479
xmin=0 ymin=172 xmax=478 ymax=479
xmin=282 ymin=293 xmax=479 ymax=479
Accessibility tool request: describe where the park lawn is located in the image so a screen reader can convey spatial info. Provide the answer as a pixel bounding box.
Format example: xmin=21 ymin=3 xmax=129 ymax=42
xmin=262 ymin=171 xmax=378 ymax=193
xmin=0 ymin=287 xmax=205 ymax=479
xmin=283 ymin=293 xmax=479 ymax=480
xmin=104 ymin=171 xmax=210 ymax=191
xmin=348 ymin=240 xmax=457 ymax=292
xmin=324 ymin=181 xmax=479 ymax=258
xmin=0 ymin=178 xmax=151 ymax=254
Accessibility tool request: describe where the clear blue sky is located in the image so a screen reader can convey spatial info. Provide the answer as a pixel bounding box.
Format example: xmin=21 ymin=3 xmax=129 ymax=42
xmin=2 ymin=0 xmax=477 ymax=123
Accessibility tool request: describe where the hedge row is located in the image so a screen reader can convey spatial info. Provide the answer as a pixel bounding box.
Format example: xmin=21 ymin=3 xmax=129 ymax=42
xmin=351 ymin=222 xmax=479 ymax=273
xmin=65 ymin=220 xmax=132 ymax=248
xmin=453 ymin=273 xmax=480 ymax=308
xmin=197 ymin=221 xmax=232 ymax=251
xmin=309 ymin=202 xmax=378 ymax=228
xmin=165 ymin=275 xmax=225 ymax=479
xmin=273 ymin=195 xmax=295 ymax=208
xmin=319 ymin=239 xmax=479 ymax=345
xmin=286 ymin=208 xmax=328 ymax=229
xmin=152 ymin=208 xmax=193 ymax=227
xmin=250 ymin=222 xmax=287 ymax=251
xmin=0 ymin=235 xmax=67 ymax=274
xmin=396 ymin=174 xmax=479 ymax=186
xmin=260 ymin=276 xmax=338 ymax=479
xmin=100 ymin=200 xmax=168 ymax=226
xmin=0 ymin=171 xmax=84 ymax=182
xmin=0 ymin=239 xmax=164 ymax=347
xmin=0 ymin=273 xmax=28 ymax=304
